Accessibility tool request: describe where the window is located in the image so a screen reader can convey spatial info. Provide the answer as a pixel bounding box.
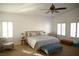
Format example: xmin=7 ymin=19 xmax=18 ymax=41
xmin=70 ymin=22 xmax=79 ymax=38
xmin=2 ymin=22 xmax=8 ymax=37
xmin=77 ymin=23 xmax=79 ymax=37
xmin=57 ymin=24 xmax=61 ymax=35
xmin=0 ymin=22 xmax=2 ymax=37
xmin=61 ymin=23 xmax=66 ymax=36
xmin=2 ymin=22 xmax=13 ymax=38
xmin=57 ymin=23 xmax=66 ymax=36
xmin=70 ymin=23 xmax=76 ymax=37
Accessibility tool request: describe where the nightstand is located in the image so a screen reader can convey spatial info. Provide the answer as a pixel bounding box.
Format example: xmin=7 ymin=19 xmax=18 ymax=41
xmin=21 ymin=33 xmax=26 ymax=45
xmin=21 ymin=39 xmax=26 ymax=45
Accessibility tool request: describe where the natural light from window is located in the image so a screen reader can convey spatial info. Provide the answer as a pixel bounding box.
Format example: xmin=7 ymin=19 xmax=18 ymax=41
xmin=57 ymin=23 xmax=61 ymax=35
xmin=57 ymin=23 xmax=66 ymax=36
xmin=77 ymin=23 xmax=79 ymax=38
xmin=2 ymin=22 xmax=13 ymax=38
xmin=2 ymin=22 xmax=8 ymax=38
xmin=0 ymin=22 xmax=2 ymax=37
xmin=70 ymin=23 xmax=76 ymax=37
xmin=8 ymin=22 xmax=13 ymax=37
xmin=61 ymin=23 xmax=66 ymax=36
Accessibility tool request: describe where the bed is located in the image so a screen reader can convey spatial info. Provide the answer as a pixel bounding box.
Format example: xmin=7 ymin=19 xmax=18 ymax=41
xmin=25 ymin=31 xmax=60 ymax=50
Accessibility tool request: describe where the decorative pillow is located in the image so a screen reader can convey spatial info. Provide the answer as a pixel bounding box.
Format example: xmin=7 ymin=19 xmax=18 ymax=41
xmin=26 ymin=31 xmax=46 ymax=37
xmin=36 ymin=32 xmax=40 ymax=36
xmin=30 ymin=32 xmax=37 ymax=36
xmin=26 ymin=32 xmax=31 ymax=37
xmin=39 ymin=31 xmax=45 ymax=35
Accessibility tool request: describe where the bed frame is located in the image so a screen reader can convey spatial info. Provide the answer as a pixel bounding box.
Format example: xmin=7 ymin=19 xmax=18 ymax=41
xmin=25 ymin=31 xmax=45 ymax=37
xmin=24 ymin=31 xmax=46 ymax=55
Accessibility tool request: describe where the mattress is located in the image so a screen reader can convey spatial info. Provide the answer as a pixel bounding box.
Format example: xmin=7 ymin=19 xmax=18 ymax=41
xmin=26 ymin=35 xmax=60 ymax=50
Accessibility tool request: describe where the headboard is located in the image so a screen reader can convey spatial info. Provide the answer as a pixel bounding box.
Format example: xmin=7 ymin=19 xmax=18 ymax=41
xmin=25 ymin=31 xmax=45 ymax=37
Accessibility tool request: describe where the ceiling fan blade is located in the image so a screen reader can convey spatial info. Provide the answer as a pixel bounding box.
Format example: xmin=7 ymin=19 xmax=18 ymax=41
xmin=55 ymin=7 xmax=67 ymax=10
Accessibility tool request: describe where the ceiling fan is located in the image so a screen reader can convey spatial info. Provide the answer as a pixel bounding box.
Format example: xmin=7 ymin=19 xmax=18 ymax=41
xmin=42 ymin=4 xmax=67 ymax=14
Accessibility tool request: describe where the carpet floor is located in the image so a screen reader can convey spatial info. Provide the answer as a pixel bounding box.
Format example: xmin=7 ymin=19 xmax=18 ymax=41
xmin=0 ymin=43 xmax=79 ymax=56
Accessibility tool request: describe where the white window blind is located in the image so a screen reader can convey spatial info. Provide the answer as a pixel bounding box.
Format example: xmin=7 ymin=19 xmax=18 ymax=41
xmin=2 ymin=22 xmax=8 ymax=38
xmin=70 ymin=23 xmax=76 ymax=37
xmin=57 ymin=23 xmax=66 ymax=36
xmin=77 ymin=23 xmax=79 ymax=38
xmin=61 ymin=23 xmax=66 ymax=36
xmin=57 ymin=24 xmax=61 ymax=35
xmin=8 ymin=22 xmax=13 ymax=37
xmin=0 ymin=22 xmax=2 ymax=37
xmin=2 ymin=22 xmax=13 ymax=38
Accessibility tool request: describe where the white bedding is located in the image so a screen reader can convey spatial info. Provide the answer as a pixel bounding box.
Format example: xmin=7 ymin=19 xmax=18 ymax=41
xmin=26 ymin=35 xmax=60 ymax=50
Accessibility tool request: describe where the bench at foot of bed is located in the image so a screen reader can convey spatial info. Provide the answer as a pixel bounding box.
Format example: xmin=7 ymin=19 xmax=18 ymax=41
xmin=40 ymin=44 xmax=63 ymax=55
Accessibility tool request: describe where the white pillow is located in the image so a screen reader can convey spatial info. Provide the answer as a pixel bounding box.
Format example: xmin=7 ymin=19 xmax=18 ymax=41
xmin=30 ymin=32 xmax=37 ymax=36
xmin=40 ymin=32 xmax=45 ymax=35
xmin=26 ymin=32 xmax=31 ymax=37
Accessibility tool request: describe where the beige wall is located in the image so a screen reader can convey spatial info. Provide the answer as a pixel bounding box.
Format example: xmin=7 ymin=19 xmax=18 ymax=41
xmin=0 ymin=12 xmax=53 ymax=45
xmin=0 ymin=7 xmax=79 ymax=44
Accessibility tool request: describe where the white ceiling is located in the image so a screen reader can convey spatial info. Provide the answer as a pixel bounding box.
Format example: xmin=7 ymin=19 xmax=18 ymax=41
xmin=0 ymin=3 xmax=79 ymax=16
xmin=0 ymin=3 xmax=51 ymax=13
